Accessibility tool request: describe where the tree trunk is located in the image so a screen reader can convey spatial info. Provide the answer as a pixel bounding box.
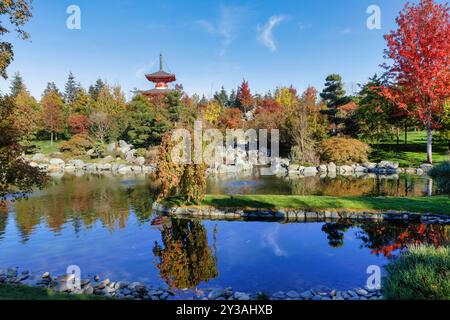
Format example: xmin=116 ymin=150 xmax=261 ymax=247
xmin=427 ymin=178 xmax=433 ymax=197
xmin=448 ymin=139 xmax=450 ymax=161
xmin=50 ymin=131 xmax=54 ymax=145
xmin=396 ymin=127 xmax=400 ymax=146
xmin=426 ymin=126 xmax=433 ymax=164
xmin=404 ymin=125 xmax=408 ymax=146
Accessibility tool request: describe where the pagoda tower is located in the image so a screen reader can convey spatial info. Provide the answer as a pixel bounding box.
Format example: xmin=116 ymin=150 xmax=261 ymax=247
xmin=141 ymin=53 xmax=177 ymax=98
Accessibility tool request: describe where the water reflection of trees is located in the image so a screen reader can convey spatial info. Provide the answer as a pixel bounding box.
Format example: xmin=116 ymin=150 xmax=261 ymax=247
xmin=289 ymin=175 xmax=432 ymax=197
xmin=321 ymin=221 xmax=449 ymax=257
xmin=153 ymin=219 xmax=218 ymax=290
xmin=0 ymin=209 xmax=7 ymax=241
xmin=9 ymin=175 xmax=158 ymax=242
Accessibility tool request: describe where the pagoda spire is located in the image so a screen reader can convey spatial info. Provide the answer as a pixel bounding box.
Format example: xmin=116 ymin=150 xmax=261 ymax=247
xmin=159 ymin=52 xmax=163 ymax=71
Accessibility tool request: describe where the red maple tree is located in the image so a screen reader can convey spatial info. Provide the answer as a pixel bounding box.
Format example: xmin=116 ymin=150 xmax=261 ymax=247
xmin=236 ymin=80 xmax=253 ymax=113
xmin=381 ymin=0 xmax=450 ymax=163
xmin=68 ymin=114 xmax=89 ymax=134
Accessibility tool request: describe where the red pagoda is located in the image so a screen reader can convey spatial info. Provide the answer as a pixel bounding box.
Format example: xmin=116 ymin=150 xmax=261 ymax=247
xmin=141 ymin=53 xmax=177 ymax=97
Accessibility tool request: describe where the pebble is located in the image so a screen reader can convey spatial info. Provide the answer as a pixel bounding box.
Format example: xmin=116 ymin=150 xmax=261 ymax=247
xmin=286 ymin=290 xmax=299 ymax=299
xmin=356 ymin=289 xmax=369 ymax=296
xmin=272 ymin=291 xmax=286 ymax=299
xmin=300 ymin=290 xmax=314 ymax=300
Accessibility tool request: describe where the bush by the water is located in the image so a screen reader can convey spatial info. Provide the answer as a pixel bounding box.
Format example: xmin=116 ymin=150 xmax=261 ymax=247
xmin=429 ymin=162 xmax=450 ymax=194
xmin=59 ymin=134 xmax=94 ymax=156
xmin=319 ymin=137 xmax=370 ymax=165
xmin=383 ymin=245 xmax=450 ymax=300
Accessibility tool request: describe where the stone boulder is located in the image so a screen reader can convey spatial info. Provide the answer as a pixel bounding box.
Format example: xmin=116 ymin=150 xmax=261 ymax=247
xmin=327 ymin=162 xmax=337 ymax=173
xmin=49 ymin=158 xmax=65 ymax=166
xmin=419 ymin=163 xmax=433 ymax=172
xmin=31 ymin=153 xmax=46 ymax=162
xmin=302 ymin=167 xmax=318 ymax=176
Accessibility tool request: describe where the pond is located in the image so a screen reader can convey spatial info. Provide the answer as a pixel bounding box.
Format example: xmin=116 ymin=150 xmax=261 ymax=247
xmin=0 ymin=175 xmax=448 ymax=294
xmin=207 ymin=170 xmax=437 ymax=197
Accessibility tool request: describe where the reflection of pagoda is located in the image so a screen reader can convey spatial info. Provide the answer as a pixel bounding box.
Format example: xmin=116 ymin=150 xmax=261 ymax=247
xmin=142 ymin=53 xmax=177 ymax=97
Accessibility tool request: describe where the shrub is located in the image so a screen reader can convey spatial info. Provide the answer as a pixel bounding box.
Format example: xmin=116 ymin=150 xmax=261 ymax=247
xmin=383 ymin=245 xmax=450 ymax=300
xmin=135 ymin=148 xmax=149 ymax=159
xmin=59 ymin=134 xmax=94 ymax=156
xmin=319 ymin=137 xmax=370 ymax=164
xmin=429 ymin=162 xmax=450 ymax=195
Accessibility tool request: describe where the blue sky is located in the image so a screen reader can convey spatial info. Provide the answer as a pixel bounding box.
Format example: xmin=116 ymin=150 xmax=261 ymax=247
xmin=0 ymin=0 xmax=426 ymax=99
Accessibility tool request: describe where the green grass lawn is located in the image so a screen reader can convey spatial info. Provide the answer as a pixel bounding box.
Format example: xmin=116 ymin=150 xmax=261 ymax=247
xmin=199 ymin=194 xmax=450 ymax=215
xmin=0 ymin=284 xmax=110 ymax=300
xmin=33 ymin=140 xmax=63 ymax=155
xmin=368 ymin=131 xmax=449 ymax=167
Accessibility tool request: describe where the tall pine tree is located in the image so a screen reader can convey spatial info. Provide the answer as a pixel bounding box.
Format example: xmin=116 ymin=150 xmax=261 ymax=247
xmin=10 ymin=72 xmax=26 ymax=97
xmin=64 ymin=72 xmax=78 ymax=105
xmin=88 ymin=78 xmax=105 ymax=101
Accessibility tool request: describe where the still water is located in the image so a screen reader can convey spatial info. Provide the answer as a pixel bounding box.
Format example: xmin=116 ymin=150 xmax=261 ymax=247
xmin=207 ymin=171 xmax=437 ymax=196
xmin=0 ymin=175 xmax=447 ymax=293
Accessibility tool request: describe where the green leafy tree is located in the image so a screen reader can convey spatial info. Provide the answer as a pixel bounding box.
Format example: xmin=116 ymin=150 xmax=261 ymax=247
xmin=352 ymin=75 xmax=395 ymax=152
xmin=320 ymin=74 xmax=348 ymax=108
xmin=320 ymin=74 xmax=350 ymax=131
xmin=0 ymin=0 xmax=33 ymax=79
xmin=126 ymin=93 xmax=172 ymax=148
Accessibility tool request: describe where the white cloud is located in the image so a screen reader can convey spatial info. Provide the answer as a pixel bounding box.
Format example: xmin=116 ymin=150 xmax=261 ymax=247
xmin=257 ymin=15 xmax=286 ymax=52
xmin=196 ymin=4 xmax=250 ymax=56
xmin=263 ymin=225 xmax=287 ymax=257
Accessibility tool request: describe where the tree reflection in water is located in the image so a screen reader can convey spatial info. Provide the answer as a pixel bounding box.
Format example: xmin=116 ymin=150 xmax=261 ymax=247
xmin=321 ymin=221 xmax=449 ymax=258
xmin=153 ymin=218 xmax=218 ymax=290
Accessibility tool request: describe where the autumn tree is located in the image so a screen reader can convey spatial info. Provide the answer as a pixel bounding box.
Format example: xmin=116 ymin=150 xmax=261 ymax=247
xmin=40 ymin=91 xmax=64 ymax=144
xmin=0 ymin=95 xmax=46 ymax=201
xmin=72 ymin=87 xmax=93 ymax=116
xmin=213 ymin=86 xmax=229 ymax=107
xmin=68 ymin=114 xmax=89 ymax=135
xmin=13 ymin=89 xmax=39 ymax=143
xmin=381 ymin=0 xmax=450 ymax=164
xmin=91 ymin=84 xmax=128 ymax=142
xmin=275 ymin=86 xmax=298 ymax=114
xmin=286 ymin=86 xmax=328 ymax=164
xmin=89 ymin=111 xmax=110 ymax=144
xmin=0 ymin=0 xmax=32 ymax=79
xmin=203 ymin=100 xmax=223 ymax=126
xmin=236 ymin=80 xmax=253 ymax=113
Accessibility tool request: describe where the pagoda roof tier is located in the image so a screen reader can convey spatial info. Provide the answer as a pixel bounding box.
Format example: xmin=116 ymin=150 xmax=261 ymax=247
xmin=141 ymin=88 xmax=176 ymax=96
xmin=145 ymin=70 xmax=176 ymax=83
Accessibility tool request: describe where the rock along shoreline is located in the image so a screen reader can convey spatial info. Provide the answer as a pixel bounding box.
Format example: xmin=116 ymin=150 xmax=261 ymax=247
xmin=0 ymin=267 xmax=383 ymax=301
xmin=152 ymin=202 xmax=450 ymax=225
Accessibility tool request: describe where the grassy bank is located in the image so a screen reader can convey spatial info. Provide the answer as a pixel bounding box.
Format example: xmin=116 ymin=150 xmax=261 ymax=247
xmin=368 ymin=131 xmax=448 ymax=167
xmin=383 ymin=245 xmax=450 ymax=300
xmin=199 ymin=195 xmax=450 ymax=215
xmin=0 ymin=284 xmax=110 ymax=300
